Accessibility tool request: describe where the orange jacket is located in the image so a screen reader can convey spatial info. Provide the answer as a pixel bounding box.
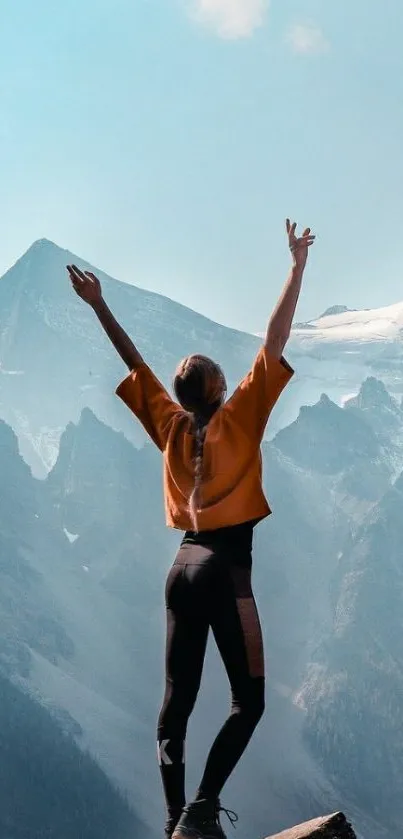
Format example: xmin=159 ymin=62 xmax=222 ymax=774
xmin=116 ymin=346 xmax=293 ymax=531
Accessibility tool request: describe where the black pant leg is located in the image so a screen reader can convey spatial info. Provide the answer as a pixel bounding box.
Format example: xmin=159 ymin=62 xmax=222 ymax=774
xmin=158 ymin=559 xmax=210 ymax=819
xmin=196 ymin=564 xmax=265 ymax=800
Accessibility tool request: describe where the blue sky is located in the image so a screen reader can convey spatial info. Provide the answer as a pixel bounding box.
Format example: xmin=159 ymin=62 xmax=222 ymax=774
xmin=1 ymin=0 xmax=403 ymax=332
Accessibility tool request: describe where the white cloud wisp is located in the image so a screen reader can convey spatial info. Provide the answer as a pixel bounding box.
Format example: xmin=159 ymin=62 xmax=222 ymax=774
xmin=286 ymin=22 xmax=329 ymax=56
xmin=189 ymin=0 xmax=270 ymax=40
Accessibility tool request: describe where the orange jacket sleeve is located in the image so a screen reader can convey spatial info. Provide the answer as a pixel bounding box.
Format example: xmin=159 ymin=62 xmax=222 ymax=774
xmin=223 ymin=346 xmax=294 ymax=442
xmin=115 ymin=364 xmax=183 ymax=451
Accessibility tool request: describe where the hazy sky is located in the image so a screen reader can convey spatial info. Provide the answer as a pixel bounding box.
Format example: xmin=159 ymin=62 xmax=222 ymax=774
xmin=1 ymin=0 xmax=403 ymax=332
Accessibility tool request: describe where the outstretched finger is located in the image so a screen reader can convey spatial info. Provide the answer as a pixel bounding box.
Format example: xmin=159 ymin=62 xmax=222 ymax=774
xmin=71 ymin=264 xmax=88 ymax=282
xmin=67 ymin=265 xmax=83 ymax=281
xmin=67 ymin=265 xmax=83 ymax=284
xmin=303 ymin=227 xmax=311 ymax=237
xmin=85 ymin=271 xmax=99 ymax=284
xmin=293 ymin=237 xmax=315 ymax=250
xmin=286 ymin=218 xmax=291 ymax=234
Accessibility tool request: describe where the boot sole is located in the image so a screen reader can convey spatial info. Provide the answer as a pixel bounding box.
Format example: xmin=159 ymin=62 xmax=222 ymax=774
xmin=172 ymin=830 xmax=202 ymax=839
xmin=172 ymin=829 xmax=217 ymax=839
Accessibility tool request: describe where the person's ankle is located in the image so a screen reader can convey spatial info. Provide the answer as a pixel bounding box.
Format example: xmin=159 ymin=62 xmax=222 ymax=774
xmin=194 ymin=792 xmax=218 ymax=803
xmin=168 ymin=806 xmax=184 ymax=820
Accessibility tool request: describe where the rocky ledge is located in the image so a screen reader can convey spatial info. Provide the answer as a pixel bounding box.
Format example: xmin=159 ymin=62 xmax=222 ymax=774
xmin=265 ymin=812 xmax=356 ymax=839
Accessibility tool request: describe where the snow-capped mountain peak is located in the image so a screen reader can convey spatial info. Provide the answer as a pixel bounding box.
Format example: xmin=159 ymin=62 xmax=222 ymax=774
xmin=292 ymin=300 xmax=403 ymax=345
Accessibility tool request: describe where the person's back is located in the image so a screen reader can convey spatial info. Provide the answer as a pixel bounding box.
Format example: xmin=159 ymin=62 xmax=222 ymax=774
xmin=67 ymin=218 xmax=315 ymax=839
xmin=116 ymin=344 xmax=293 ymax=531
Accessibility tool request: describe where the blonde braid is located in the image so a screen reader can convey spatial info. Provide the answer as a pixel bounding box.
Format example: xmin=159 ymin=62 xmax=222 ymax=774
xmin=189 ymin=417 xmax=207 ymax=533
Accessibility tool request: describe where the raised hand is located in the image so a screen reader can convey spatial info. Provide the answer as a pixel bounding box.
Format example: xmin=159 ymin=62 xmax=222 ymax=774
xmin=67 ymin=264 xmax=103 ymax=306
xmin=286 ymin=219 xmax=315 ymax=271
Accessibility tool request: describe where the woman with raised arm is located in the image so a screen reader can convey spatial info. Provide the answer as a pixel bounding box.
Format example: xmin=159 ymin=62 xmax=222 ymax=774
xmin=67 ymin=219 xmax=315 ymax=839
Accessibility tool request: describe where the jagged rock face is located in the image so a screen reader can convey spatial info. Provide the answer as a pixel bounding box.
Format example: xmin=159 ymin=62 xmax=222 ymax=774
xmin=274 ymin=395 xmax=379 ymax=474
xmin=0 ymin=418 xmax=38 ymax=538
xmin=320 ymin=306 xmax=354 ymax=318
xmin=46 ymin=406 xmax=176 ymax=597
xmin=348 ymin=377 xmax=398 ymax=410
xmin=0 ymin=419 xmax=70 ymax=675
xmin=298 ymin=474 xmax=403 ymax=830
xmin=272 ymin=394 xmax=394 ymax=506
xmin=344 ymin=376 xmax=403 ymax=442
xmin=0 ymin=416 xmax=149 ymax=837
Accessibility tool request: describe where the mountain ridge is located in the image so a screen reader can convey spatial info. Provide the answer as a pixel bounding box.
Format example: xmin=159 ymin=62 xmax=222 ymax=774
xmin=2 ymin=237 xmax=403 ymax=479
xmin=0 ymin=237 xmax=266 ymax=476
xmin=292 ymin=298 xmax=403 ymax=344
xmin=5 ymin=237 xmax=257 ymax=338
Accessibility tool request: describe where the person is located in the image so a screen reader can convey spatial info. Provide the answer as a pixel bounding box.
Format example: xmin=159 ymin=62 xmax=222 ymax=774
xmin=67 ymin=219 xmax=315 ymax=839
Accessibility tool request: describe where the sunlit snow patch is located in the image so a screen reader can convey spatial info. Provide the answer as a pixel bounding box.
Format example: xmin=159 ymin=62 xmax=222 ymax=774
xmin=293 ymin=301 xmax=403 ymax=345
xmin=63 ymin=527 xmax=79 ymax=544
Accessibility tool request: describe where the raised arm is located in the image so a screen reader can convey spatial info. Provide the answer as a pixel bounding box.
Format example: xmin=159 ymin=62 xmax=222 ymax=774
xmin=264 ymin=220 xmax=315 ymax=359
xmin=67 ymin=265 xmax=144 ymax=370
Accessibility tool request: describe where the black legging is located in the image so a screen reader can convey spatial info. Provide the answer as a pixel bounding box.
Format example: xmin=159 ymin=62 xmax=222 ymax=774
xmin=157 ymin=524 xmax=265 ymax=821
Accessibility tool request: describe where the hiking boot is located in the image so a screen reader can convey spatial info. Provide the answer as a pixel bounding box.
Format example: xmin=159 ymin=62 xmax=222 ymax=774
xmin=165 ymin=811 xmax=182 ymax=839
xmin=172 ymin=798 xmax=238 ymax=839
xmin=165 ymin=818 xmax=175 ymax=838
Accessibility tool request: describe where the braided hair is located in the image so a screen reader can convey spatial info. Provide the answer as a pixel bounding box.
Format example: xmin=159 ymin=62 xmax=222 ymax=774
xmin=189 ymin=417 xmax=207 ymax=532
xmin=173 ymin=354 xmax=227 ymax=532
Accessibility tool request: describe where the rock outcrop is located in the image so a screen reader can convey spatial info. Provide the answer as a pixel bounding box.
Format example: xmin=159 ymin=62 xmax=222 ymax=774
xmin=265 ymin=812 xmax=356 ymax=838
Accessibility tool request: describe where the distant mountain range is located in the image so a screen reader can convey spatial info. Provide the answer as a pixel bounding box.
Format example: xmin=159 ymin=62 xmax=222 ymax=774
xmin=288 ymin=300 xmax=403 ymax=422
xmin=1 ymin=240 xmax=403 ymax=838
xmin=2 ymin=239 xmax=403 ymax=478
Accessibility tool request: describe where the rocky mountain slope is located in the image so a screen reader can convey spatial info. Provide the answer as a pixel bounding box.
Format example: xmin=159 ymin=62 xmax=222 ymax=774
xmin=0 ymin=419 xmax=150 ymax=838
